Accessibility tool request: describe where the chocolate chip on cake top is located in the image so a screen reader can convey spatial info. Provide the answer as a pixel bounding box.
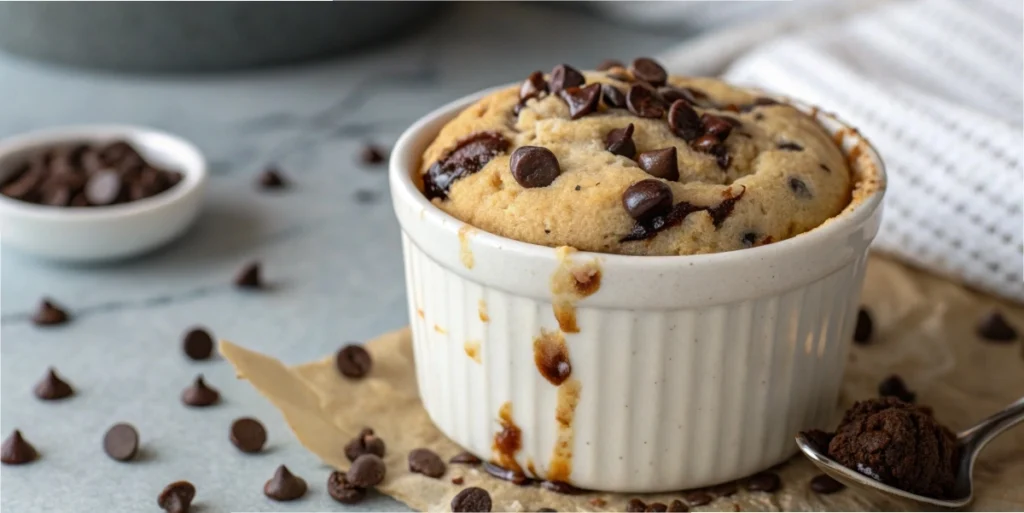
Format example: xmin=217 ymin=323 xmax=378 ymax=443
xmin=418 ymin=57 xmax=856 ymax=256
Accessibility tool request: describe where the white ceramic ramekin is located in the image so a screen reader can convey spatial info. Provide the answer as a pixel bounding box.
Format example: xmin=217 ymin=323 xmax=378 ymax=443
xmin=0 ymin=125 xmax=206 ymax=262
xmin=390 ymin=88 xmax=886 ymax=493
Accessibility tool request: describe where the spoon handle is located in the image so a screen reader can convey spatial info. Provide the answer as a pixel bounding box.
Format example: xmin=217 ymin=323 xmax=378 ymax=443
xmin=957 ymin=396 xmax=1024 ymax=451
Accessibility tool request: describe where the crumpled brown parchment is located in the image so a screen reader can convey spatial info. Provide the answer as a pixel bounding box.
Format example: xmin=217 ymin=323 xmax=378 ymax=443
xmin=220 ymin=255 xmax=1024 ymax=512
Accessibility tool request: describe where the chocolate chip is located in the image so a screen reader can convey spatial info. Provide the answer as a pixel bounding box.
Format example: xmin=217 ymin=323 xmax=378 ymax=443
xmin=354 ymin=189 xmax=378 ymax=204
xmin=181 ymin=374 xmax=220 ymax=407
xmin=482 ymin=462 xmax=533 ymax=485
xmin=626 ymin=498 xmax=647 ymax=512
xmin=540 ymin=480 xmax=585 ymax=495
xmin=423 ymin=132 xmax=509 ymax=200
xmin=327 ymin=471 xmax=366 ymax=504
xmin=345 ymin=427 xmax=386 ymax=462
xmin=646 ymin=503 xmax=668 ymax=512
xmin=622 ymin=179 xmax=673 ymax=221
xmin=701 ymin=114 xmax=733 ymax=140
xmin=258 ymin=167 xmax=287 ymax=189
xmin=1 ymin=430 xmax=38 ymax=465
xmin=549 ymin=64 xmax=585 ymax=93
xmin=234 ymin=262 xmax=262 ymax=289
xmin=348 ymin=453 xmax=387 ymax=487
xmin=361 ymin=144 xmax=387 ymax=165
xmin=742 ymin=232 xmax=759 ymax=247
xmin=788 ymin=177 xmax=811 ymax=198
xmin=84 ymin=170 xmax=121 ymax=205
xmin=746 ymin=472 xmax=781 ymax=492
xmin=820 ymin=163 xmax=831 ymax=173
xmin=520 ymin=71 xmax=548 ymax=101
xmin=34 ymin=367 xmax=73 ymax=400
xmin=597 ymin=59 xmax=624 ymax=71
xmin=32 ymin=298 xmax=69 ymax=326
xmin=450 ymin=451 xmax=483 ymax=465
xmin=41 ymin=185 xmax=71 ymax=206
xmin=336 ymin=344 xmax=372 ymax=378
xmin=691 ymin=134 xmax=721 ymax=154
xmin=605 ymin=124 xmax=637 ymax=159
xmin=809 ymin=474 xmax=844 ymax=494
xmin=537 ymin=508 xmax=557 ymax=512
xmin=182 ymin=327 xmax=214 ymax=360
xmin=560 ymin=83 xmax=602 ymax=119
xmin=668 ymin=100 xmax=702 ymax=142
xmin=714 ymin=146 xmax=732 ymax=170
xmin=452 ymin=486 xmax=492 ymax=512
xmin=682 ymin=491 xmax=712 ymax=507
xmin=741 ymin=97 xmax=780 ymax=112
xmin=103 ymin=422 xmax=139 ymax=462
xmin=158 ymin=481 xmax=196 ymax=513
xmin=230 ymin=417 xmax=268 ymax=453
xmin=853 ymin=308 xmax=873 ymax=344
xmin=631 ymin=57 xmax=667 ymax=87
xmin=668 ymin=500 xmax=688 ymax=512
xmin=264 ymin=465 xmax=307 ymax=501
xmin=408 ymin=448 xmax=446 ymax=478
xmin=452 ymin=476 xmax=465 ymax=485
xmin=621 ymin=199 xmax=705 ymax=242
xmin=778 ymin=142 xmax=803 ymax=151
xmin=637 ymin=147 xmax=679 ymax=181
xmin=976 ymin=310 xmax=1017 ymax=342
xmin=658 ymin=86 xmax=694 ymax=104
xmin=627 ymin=83 xmax=665 ymax=119
xmin=510 ymin=146 xmax=561 ymax=188
xmin=99 ymin=141 xmax=138 ymax=165
xmin=601 ymin=84 xmax=626 ymax=109
xmin=878 ymin=374 xmax=916 ymax=403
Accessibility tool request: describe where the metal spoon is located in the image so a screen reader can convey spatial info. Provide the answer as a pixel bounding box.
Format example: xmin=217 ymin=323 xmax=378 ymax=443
xmin=796 ymin=397 xmax=1024 ymax=508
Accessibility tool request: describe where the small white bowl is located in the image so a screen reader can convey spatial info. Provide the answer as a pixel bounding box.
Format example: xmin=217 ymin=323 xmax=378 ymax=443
xmin=391 ymin=86 xmax=887 ymax=492
xmin=0 ymin=125 xmax=206 ymax=262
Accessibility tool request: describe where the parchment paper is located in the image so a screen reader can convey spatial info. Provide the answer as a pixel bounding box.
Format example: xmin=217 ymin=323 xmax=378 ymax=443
xmin=220 ymin=256 xmax=1024 ymax=512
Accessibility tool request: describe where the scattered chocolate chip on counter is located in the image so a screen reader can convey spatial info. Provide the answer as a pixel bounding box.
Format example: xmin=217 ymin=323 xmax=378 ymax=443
xmin=257 ymin=166 xmax=288 ymax=189
xmin=33 ymin=367 xmax=74 ymax=400
xmin=976 ymin=310 xmax=1017 ymax=342
xmin=809 ymin=474 xmax=845 ymax=495
xmin=1 ymin=430 xmax=38 ymax=465
xmin=745 ymin=471 xmax=781 ymax=493
xmin=361 ymin=144 xmax=387 ymax=165
xmin=336 ymin=344 xmax=372 ymax=378
xmin=158 ymin=480 xmax=196 ymax=513
xmin=345 ymin=427 xmax=386 ymax=462
xmin=451 ymin=486 xmax=493 ymax=512
xmin=682 ymin=491 xmax=712 ymax=507
xmin=878 ymin=374 xmax=916 ymax=403
xmin=230 ymin=417 xmax=268 ymax=454
xmin=347 ymin=453 xmax=387 ymax=487
xmin=102 ymin=422 xmax=140 ymax=462
xmin=452 ymin=476 xmax=465 ymax=485
xmin=32 ymin=298 xmax=69 ymax=326
xmin=327 ymin=470 xmax=367 ymax=504
xmin=182 ymin=327 xmax=215 ymax=361
xmin=646 ymin=502 xmax=669 ymax=512
xmin=449 ymin=451 xmax=483 ymax=465
xmin=264 ymin=465 xmax=307 ymax=501
xmin=181 ymin=374 xmax=220 ymax=407
xmin=853 ymin=308 xmax=873 ymax=344
xmin=626 ymin=498 xmax=647 ymax=512
xmin=510 ymin=146 xmax=561 ymax=189
xmin=668 ymin=500 xmax=688 ymax=512
xmin=234 ymin=261 xmax=262 ymax=289
xmin=408 ymin=447 xmax=447 ymax=478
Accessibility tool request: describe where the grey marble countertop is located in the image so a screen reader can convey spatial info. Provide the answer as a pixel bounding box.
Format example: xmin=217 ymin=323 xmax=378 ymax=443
xmin=0 ymin=4 xmax=681 ymax=512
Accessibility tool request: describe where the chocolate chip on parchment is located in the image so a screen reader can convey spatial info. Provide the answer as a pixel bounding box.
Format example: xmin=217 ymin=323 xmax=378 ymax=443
xmin=230 ymin=417 xmax=268 ymax=453
xmin=646 ymin=503 xmax=668 ymax=512
xmin=345 ymin=427 xmax=386 ymax=461
xmin=597 ymin=59 xmax=624 ymax=71
xmin=182 ymin=327 xmax=215 ymax=361
xmin=631 ymin=57 xmax=667 ymax=87
xmin=809 ymin=474 xmax=844 ymax=494
xmin=181 ymin=375 xmax=220 ymax=407
xmin=626 ymin=83 xmax=665 ymax=119
xmin=682 ymin=491 xmax=712 ymax=507
xmin=264 ymin=465 xmax=307 ymax=501
xmin=158 ymin=481 xmax=196 ymax=513
xmin=601 ymin=84 xmax=626 ymax=109
xmin=668 ymin=100 xmax=702 ymax=142
xmin=622 ymin=179 xmax=673 ymax=221
xmin=668 ymin=500 xmax=688 ymax=512
xmin=408 ymin=448 xmax=446 ymax=478
xmin=336 ymin=344 xmax=372 ymax=378
xmin=328 ymin=471 xmax=367 ymax=504
xmin=788 ymin=177 xmax=811 ymax=198
xmin=452 ymin=487 xmax=493 ymax=512
xmin=34 ymin=367 xmax=73 ymax=400
xmin=626 ymin=498 xmax=647 ymax=512
xmin=637 ymin=148 xmax=679 ymax=181
xmin=510 ymin=146 xmax=561 ymax=188
xmin=32 ymin=298 xmax=69 ymax=326
xmin=450 ymin=451 xmax=483 ymax=465
xmin=348 ymin=453 xmax=387 ymax=487
xmin=778 ymin=142 xmax=803 ymax=151
xmin=482 ymin=462 xmax=533 ymax=485
xmin=976 ymin=310 xmax=1017 ymax=342
xmin=361 ymin=144 xmax=387 ymax=165
xmin=746 ymin=471 xmax=781 ymax=492
xmin=1 ymin=430 xmax=38 ymax=465
xmin=549 ymin=64 xmax=585 ymax=94
xmin=605 ymin=124 xmax=637 ymax=159
xmin=103 ymin=422 xmax=139 ymax=462
xmin=701 ymin=114 xmax=733 ymax=140
xmin=878 ymin=374 xmax=916 ymax=403
xmin=234 ymin=261 xmax=262 ymax=289
xmin=540 ymin=480 xmax=585 ymax=495
xmin=423 ymin=132 xmax=509 ymax=200
xmin=560 ymin=83 xmax=602 ymax=120
xmin=258 ymin=167 xmax=287 ymax=189
xmin=84 ymin=170 xmax=122 ymax=205
xmin=853 ymin=308 xmax=873 ymax=344
xmin=520 ymin=71 xmax=548 ymax=101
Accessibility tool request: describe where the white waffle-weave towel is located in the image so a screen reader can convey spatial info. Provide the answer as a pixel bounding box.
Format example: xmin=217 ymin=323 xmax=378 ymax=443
xmin=662 ymin=0 xmax=1024 ymax=303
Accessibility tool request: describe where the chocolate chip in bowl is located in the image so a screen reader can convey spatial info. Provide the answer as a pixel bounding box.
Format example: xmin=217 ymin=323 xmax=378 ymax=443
xmin=0 ymin=125 xmax=206 ymax=262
